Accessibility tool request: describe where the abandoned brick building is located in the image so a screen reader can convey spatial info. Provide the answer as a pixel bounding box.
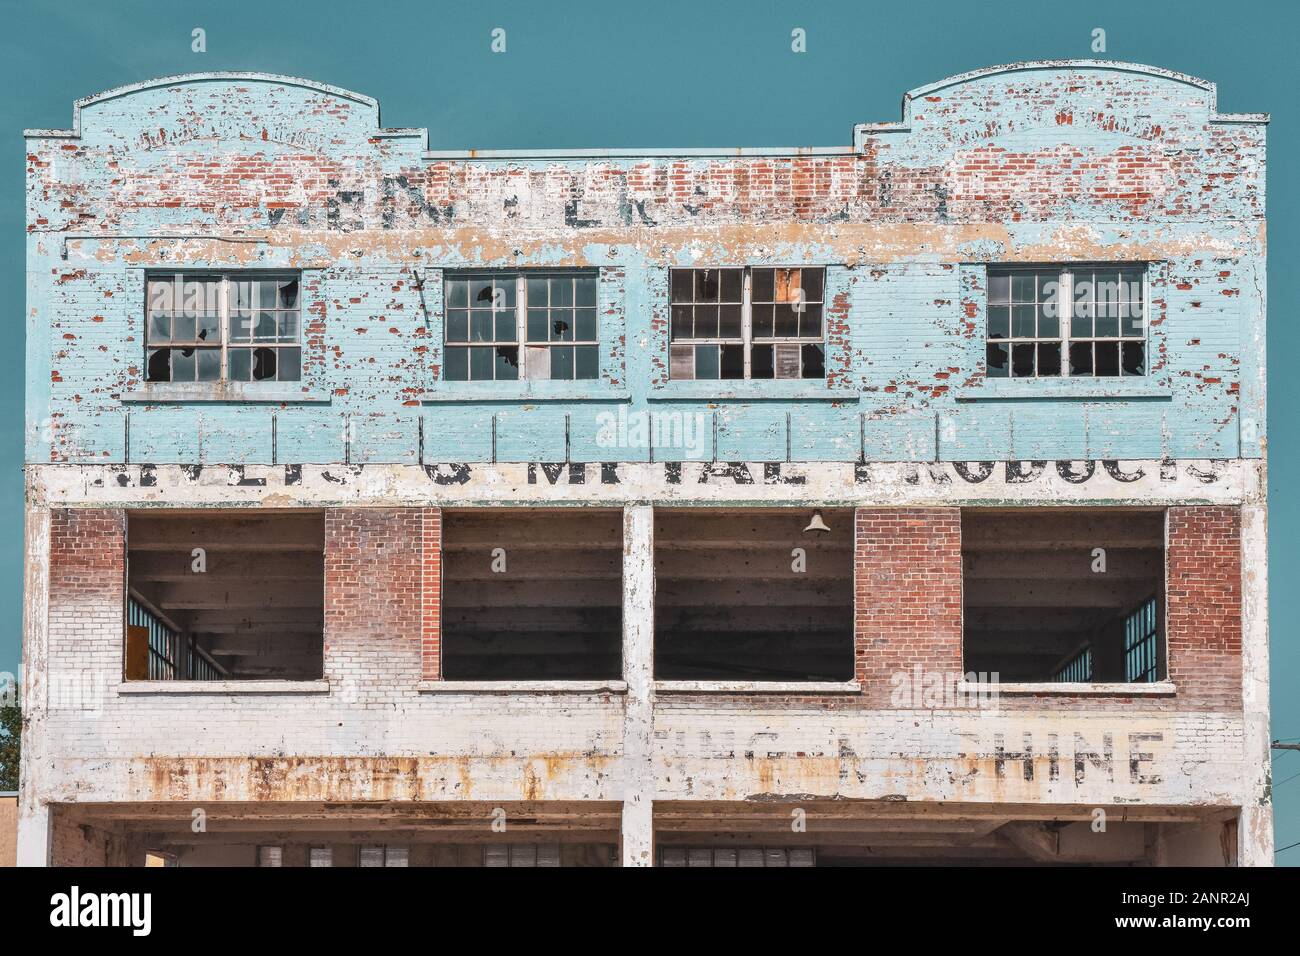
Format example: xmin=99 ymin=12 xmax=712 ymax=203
xmin=18 ymin=60 xmax=1270 ymax=866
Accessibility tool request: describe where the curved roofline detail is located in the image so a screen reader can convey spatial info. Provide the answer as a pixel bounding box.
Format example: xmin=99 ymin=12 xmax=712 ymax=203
xmin=24 ymin=61 xmax=1267 ymax=153
xmin=24 ymin=71 xmax=391 ymax=140
xmin=905 ymin=59 xmax=1216 ymax=102
xmin=898 ymin=59 xmax=1266 ymax=128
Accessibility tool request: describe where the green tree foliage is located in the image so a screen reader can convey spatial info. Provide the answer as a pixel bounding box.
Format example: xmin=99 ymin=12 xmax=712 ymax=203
xmin=0 ymin=701 xmax=19 ymax=791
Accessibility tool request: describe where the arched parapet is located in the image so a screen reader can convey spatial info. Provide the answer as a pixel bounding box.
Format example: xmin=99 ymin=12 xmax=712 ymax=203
xmin=25 ymin=72 xmax=427 ymax=150
xmin=854 ymin=60 xmax=1267 ymax=152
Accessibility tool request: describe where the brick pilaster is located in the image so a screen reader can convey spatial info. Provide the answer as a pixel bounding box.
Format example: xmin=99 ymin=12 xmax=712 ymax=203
xmin=854 ymin=508 xmax=964 ymax=705
xmin=1166 ymin=506 xmax=1243 ymax=708
xmin=421 ymin=507 xmax=442 ymax=680
xmin=323 ymin=508 xmax=423 ymax=694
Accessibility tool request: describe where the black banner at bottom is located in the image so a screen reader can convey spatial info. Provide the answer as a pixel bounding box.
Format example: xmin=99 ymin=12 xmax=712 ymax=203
xmin=0 ymin=865 xmax=1281 ymax=940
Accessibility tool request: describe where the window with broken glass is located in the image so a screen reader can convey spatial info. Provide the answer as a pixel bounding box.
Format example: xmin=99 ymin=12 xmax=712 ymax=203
xmin=669 ymin=267 xmax=825 ymax=380
xmin=145 ymin=273 xmax=302 ymax=383
xmin=443 ymin=271 xmax=599 ymax=381
xmin=986 ymin=265 xmax=1147 ymax=379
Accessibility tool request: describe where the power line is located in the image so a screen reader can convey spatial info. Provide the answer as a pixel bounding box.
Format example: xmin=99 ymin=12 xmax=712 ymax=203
xmin=1274 ymin=768 xmax=1300 ymax=787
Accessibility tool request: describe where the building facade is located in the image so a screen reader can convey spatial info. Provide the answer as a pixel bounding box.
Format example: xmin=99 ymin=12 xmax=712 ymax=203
xmin=19 ymin=60 xmax=1270 ymax=866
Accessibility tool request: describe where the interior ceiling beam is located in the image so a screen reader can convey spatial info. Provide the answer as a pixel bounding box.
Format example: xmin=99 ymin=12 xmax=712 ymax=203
xmin=128 ymin=552 xmax=323 ymax=583
xmin=963 ymin=578 xmax=1156 ymax=609
xmin=961 ymin=513 xmax=1163 ymax=551
xmin=145 ymin=581 xmax=325 ymax=611
xmin=963 ymin=549 xmax=1160 ymax=581
xmin=127 ymin=513 xmax=324 ymax=549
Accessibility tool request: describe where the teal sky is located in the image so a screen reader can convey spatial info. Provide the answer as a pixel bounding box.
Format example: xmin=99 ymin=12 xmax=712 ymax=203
xmin=2 ymin=0 xmax=1295 ymax=859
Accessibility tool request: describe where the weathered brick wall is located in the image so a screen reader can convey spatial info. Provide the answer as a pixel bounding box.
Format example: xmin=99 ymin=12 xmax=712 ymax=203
xmin=421 ymin=508 xmax=442 ymax=680
xmin=324 ymin=508 xmax=424 ymax=698
xmin=28 ymin=499 xmax=1256 ymax=810
xmin=24 ymin=63 xmax=1267 ymax=466
xmin=17 ymin=63 xmax=1270 ymax=841
xmin=49 ymin=810 xmax=139 ymax=866
xmin=1167 ymin=506 xmax=1243 ymax=708
xmin=48 ymin=509 xmax=124 ymax=691
xmin=853 ymin=508 xmax=963 ymax=704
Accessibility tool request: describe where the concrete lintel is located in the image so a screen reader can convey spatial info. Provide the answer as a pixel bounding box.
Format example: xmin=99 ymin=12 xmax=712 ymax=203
xmin=417 ymin=680 xmax=626 ymax=694
xmin=972 ymin=681 xmax=1177 ymax=697
xmin=117 ymin=680 xmax=331 ymax=695
xmin=655 ymin=680 xmax=862 ymax=694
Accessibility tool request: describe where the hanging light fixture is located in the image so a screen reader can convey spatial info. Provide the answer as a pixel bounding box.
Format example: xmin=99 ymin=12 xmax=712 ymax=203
xmin=803 ymin=509 xmax=830 ymax=534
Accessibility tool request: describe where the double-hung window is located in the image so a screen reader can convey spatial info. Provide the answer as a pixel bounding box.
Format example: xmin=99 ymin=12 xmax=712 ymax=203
xmin=986 ymin=265 xmax=1147 ymax=378
xmin=145 ymin=272 xmax=302 ymax=383
xmin=669 ymin=267 xmax=825 ymax=380
xmin=443 ymin=271 xmax=599 ymax=381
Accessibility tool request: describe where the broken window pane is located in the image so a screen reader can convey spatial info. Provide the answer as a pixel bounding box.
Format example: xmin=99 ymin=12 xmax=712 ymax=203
xmin=144 ymin=272 xmax=302 ymax=385
xmin=719 ymin=343 xmax=744 ymax=379
xmin=1122 ymin=341 xmax=1145 ymax=376
xmin=1037 ymin=342 xmax=1061 ymax=377
xmin=251 ymin=347 xmax=277 ymax=381
xmin=494 ymin=346 xmax=520 ymax=380
xmin=1095 ymin=340 xmax=1120 ymax=376
xmin=1011 ymin=342 xmax=1035 ymax=377
xmin=801 ymin=343 xmax=825 ymax=379
xmin=669 ymin=267 xmax=826 ymax=380
xmin=146 ymin=348 xmax=171 ymax=383
xmin=445 ymin=271 xmax=597 ymax=381
xmin=986 ymin=343 xmax=1009 ymax=378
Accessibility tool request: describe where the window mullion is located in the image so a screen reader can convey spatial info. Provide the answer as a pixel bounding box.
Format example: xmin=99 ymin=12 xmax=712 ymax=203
xmin=220 ymin=275 xmax=229 ymax=382
xmin=1060 ymin=268 xmax=1072 ymax=378
xmin=742 ymin=269 xmax=752 ymax=380
xmin=516 ymin=275 xmax=527 ymax=381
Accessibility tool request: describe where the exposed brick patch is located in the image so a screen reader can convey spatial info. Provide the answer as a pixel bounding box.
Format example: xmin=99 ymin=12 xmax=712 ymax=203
xmin=421 ymin=507 xmax=442 ymax=680
xmin=1166 ymin=506 xmax=1243 ymax=709
xmin=48 ymin=509 xmax=125 ymax=685
xmin=323 ymin=508 xmax=423 ymax=695
xmin=49 ymin=509 xmax=124 ymax=599
xmin=854 ymin=508 xmax=963 ymax=705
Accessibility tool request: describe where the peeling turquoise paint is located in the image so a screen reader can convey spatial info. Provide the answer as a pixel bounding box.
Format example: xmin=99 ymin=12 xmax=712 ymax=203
xmin=25 ymin=62 xmax=1266 ymax=468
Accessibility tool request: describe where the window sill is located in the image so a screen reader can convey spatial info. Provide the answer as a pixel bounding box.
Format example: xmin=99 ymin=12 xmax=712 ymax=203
xmin=421 ymin=383 xmax=631 ymax=403
xmin=655 ymin=680 xmax=861 ymax=694
xmin=954 ymin=380 xmax=1171 ymax=402
xmin=118 ymin=679 xmax=331 ymax=695
xmin=121 ymin=384 xmax=332 ymax=404
xmin=963 ymin=681 xmax=1176 ymax=697
xmin=648 ymin=382 xmax=854 ymax=402
xmin=416 ymin=680 xmax=627 ymax=694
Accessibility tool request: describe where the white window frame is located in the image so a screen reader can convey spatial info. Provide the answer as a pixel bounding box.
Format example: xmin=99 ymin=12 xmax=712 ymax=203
xmin=985 ymin=264 xmax=1149 ymax=379
xmin=443 ymin=271 xmax=600 ymax=382
xmin=669 ymin=266 xmax=826 ymax=381
xmin=144 ymin=272 xmax=303 ymax=384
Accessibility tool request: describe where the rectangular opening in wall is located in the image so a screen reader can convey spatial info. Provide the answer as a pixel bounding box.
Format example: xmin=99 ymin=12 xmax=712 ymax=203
xmin=125 ymin=511 xmax=325 ymax=681
xmin=961 ymin=509 xmax=1165 ymax=683
xmin=441 ymin=510 xmax=623 ymax=679
xmin=654 ymin=509 xmax=854 ymax=681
